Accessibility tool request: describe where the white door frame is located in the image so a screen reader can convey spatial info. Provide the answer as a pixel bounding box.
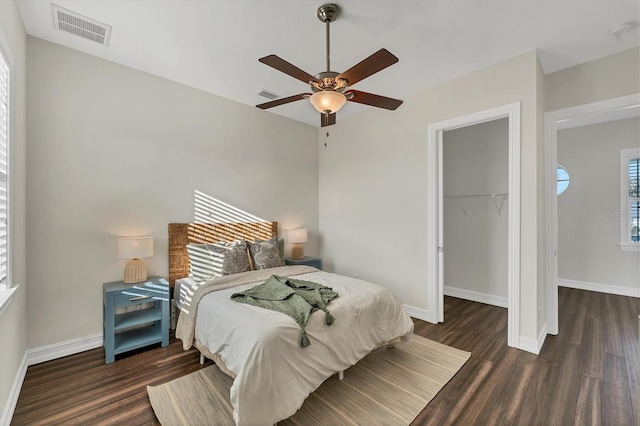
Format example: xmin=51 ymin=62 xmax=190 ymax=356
xmin=544 ymin=93 xmax=640 ymax=335
xmin=427 ymin=102 xmax=521 ymax=348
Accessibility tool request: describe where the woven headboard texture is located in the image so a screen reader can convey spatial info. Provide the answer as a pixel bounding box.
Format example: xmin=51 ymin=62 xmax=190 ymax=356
xmin=168 ymin=222 xmax=277 ymax=286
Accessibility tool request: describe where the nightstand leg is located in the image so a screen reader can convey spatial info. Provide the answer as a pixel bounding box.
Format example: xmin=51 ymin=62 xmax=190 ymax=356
xmin=161 ymin=297 xmax=169 ymax=347
xmin=104 ymin=296 xmax=115 ymax=364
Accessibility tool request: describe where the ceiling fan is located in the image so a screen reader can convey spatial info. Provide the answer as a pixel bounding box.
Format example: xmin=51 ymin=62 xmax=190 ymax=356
xmin=256 ymin=3 xmax=403 ymax=127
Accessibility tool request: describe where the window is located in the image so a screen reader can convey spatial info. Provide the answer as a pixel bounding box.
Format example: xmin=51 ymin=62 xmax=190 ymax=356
xmin=0 ymin=46 xmax=8 ymax=286
xmin=0 ymin=26 xmax=15 ymax=315
xmin=556 ymin=165 xmax=570 ymax=195
xmin=620 ymin=148 xmax=640 ymax=251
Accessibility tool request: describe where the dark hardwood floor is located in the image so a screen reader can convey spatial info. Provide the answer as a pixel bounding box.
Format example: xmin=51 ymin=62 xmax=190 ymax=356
xmin=12 ymin=287 xmax=639 ymax=425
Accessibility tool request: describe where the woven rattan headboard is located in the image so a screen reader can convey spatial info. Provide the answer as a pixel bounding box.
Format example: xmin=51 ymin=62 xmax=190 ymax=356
xmin=168 ymin=222 xmax=278 ymax=286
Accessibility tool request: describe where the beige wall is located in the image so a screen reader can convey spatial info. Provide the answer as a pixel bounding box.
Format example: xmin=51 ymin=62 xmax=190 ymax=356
xmin=558 ymin=117 xmax=640 ymax=288
xmin=26 ymin=37 xmax=319 ymax=349
xmin=546 ymin=47 xmax=640 ymax=111
xmin=0 ymin=0 xmax=27 ymax=421
xmin=319 ymin=50 xmax=545 ymax=342
xmin=443 ymin=119 xmax=509 ymax=299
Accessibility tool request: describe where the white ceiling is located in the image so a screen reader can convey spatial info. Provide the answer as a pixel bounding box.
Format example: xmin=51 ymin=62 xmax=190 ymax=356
xmin=16 ymin=0 xmax=640 ymax=127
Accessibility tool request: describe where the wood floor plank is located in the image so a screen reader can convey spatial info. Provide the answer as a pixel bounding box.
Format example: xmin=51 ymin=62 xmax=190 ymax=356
xmin=574 ymin=376 xmax=602 ymax=426
xmin=547 ymin=343 xmax=584 ymax=424
xmin=11 ymin=288 xmax=639 ymax=426
xmin=603 ymin=353 xmax=634 ymax=426
xmin=495 ymin=358 xmax=535 ymax=424
xmin=567 ymin=290 xmax=588 ymax=346
xmin=585 ymin=289 xmax=603 ymax=320
xmin=603 ymin=294 xmax=625 ymax=356
xmin=582 ymin=317 xmax=603 ymax=379
xmin=512 ymin=360 xmax=559 ymax=425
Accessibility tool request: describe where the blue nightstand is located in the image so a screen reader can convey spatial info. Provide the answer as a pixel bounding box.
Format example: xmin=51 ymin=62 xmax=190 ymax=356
xmin=103 ymin=276 xmax=169 ymax=364
xmin=285 ymin=256 xmax=322 ymax=270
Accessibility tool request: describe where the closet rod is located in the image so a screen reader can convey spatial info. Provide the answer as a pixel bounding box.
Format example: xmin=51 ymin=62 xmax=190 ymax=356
xmin=445 ymin=193 xmax=508 ymax=199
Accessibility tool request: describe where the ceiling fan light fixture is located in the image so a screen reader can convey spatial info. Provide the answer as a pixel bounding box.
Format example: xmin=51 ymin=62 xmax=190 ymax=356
xmin=309 ymin=91 xmax=347 ymax=114
xmin=256 ymin=3 xmax=402 ymax=126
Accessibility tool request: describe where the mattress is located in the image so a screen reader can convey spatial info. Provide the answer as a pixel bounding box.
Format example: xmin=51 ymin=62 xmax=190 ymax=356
xmin=174 ymin=276 xmax=208 ymax=312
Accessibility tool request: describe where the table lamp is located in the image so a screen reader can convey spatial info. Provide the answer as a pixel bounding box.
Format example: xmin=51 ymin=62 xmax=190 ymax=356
xmin=117 ymin=236 xmax=153 ymax=283
xmin=288 ymin=229 xmax=308 ymax=259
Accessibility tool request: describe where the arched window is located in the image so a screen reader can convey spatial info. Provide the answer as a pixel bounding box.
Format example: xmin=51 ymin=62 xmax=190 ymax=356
xmin=557 ymin=165 xmax=570 ymax=195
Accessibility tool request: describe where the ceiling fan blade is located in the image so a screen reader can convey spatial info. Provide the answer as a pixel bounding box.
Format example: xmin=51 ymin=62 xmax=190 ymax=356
xmin=256 ymin=93 xmax=311 ymax=109
xmin=259 ymin=55 xmax=320 ymax=85
xmin=337 ymin=49 xmax=399 ymax=86
xmin=321 ymin=113 xmax=336 ymax=127
xmin=347 ymin=90 xmax=403 ymax=110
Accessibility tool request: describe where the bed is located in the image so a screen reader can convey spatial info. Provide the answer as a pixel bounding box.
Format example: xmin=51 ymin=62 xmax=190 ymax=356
xmin=171 ymin=222 xmax=414 ymax=425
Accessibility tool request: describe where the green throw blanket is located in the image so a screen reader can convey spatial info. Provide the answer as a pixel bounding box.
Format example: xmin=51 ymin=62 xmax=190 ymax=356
xmin=230 ymin=275 xmax=338 ymax=347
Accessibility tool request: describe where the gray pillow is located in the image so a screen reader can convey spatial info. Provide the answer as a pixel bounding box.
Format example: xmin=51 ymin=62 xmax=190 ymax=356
xmin=248 ymin=237 xmax=285 ymax=270
xmin=209 ymin=241 xmax=251 ymax=275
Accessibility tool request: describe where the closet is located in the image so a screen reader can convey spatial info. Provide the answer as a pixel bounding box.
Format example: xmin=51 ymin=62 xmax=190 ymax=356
xmin=442 ymin=118 xmax=509 ymax=307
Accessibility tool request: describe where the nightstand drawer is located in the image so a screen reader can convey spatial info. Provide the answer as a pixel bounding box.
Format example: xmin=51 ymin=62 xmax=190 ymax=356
xmin=114 ymin=292 xmax=155 ymax=308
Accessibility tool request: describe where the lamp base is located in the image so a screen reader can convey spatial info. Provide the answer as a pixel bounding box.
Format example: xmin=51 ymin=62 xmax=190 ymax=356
xmin=291 ymin=243 xmax=304 ymax=259
xmin=123 ymin=258 xmax=147 ymax=283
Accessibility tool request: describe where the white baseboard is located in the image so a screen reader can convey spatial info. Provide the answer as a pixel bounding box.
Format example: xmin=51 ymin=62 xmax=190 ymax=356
xmin=537 ymin=323 xmax=548 ymax=353
xmin=518 ymin=336 xmax=539 ymax=354
xmin=444 ymin=286 xmax=508 ymax=308
xmin=1 ymin=351 xmax=27 ymax=426
xmin=558 ymin=278 xmax=640 ymax=298
xmin=518 ymin=323 xmax=548 ymax=355
xmin=404 ymin=304 xmax=436 ymax=323
xmin=27 ymin=332 xmax=103 ymax=366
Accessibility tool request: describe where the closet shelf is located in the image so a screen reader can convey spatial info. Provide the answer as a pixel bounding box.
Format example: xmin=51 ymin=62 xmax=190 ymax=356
xmin=445 ymin=193 xmax=508 ymax=215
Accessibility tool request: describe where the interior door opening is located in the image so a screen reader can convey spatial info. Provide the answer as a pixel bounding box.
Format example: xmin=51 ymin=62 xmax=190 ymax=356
xmin=441 ymin=118 xmax=509 ymax=323
xmin=427 ymin=102 xmax=521 ymax=350
xmin=544 ymin=94 xmax=640 ymax=335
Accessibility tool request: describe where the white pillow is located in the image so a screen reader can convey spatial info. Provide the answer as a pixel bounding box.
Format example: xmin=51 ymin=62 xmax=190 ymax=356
xmin=186 ymin=243 xmax=219 ymax=282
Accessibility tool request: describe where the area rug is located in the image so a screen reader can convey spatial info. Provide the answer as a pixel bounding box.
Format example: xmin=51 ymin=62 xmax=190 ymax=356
xmin=147 ymin=334 xmax=470 ymax=425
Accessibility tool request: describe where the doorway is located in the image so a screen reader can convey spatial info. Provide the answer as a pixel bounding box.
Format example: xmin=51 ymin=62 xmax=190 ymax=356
xmin=544 ymin=93 xmax=640 ymax=335
xmin=427 ymin=102 xmax=521 ymax=349
xmin=442 ymin=118 xmax=509 ymax=309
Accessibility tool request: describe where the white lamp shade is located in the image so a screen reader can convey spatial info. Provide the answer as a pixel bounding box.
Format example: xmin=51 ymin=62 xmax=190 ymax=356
xmin=309 ymin=91 xmax=347 ymax=114
xmin=288 ymin=229 xmax=308 ymax=244
xmin=117 ymin=237 xmax=153 ymax=259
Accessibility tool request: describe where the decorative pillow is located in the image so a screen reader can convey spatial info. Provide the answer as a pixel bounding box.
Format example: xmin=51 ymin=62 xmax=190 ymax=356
xmin=186 ymin=243 xmax=219 ymax=282
xmin=277 ymin=237 xmax=285 ymax=259
xmin=248 ymin=237 xmax=285 ymax=270
xmin=209 ymin=241 xmax=251 ymax=275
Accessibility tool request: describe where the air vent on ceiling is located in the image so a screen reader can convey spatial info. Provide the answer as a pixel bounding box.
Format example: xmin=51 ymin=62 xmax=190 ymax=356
xmin=258 ymin=90 xmax=279 ymax=100
xmin=51 ymin=4 xmax=112 ymax=46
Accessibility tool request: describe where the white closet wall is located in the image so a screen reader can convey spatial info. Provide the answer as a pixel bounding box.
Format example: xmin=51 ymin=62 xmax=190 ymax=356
xmin=443 ymin=118 xmax=509 ymax=303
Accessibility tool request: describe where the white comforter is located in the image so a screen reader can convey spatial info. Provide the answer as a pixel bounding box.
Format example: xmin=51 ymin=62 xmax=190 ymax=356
xmin=178 ymin=266 xmax=414 ymax=425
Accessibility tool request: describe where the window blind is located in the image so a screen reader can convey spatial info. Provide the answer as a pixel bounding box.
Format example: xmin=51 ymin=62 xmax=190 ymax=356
xmin=0 ymin=51 xmax=8 ymax=284
xmin=630 ymin=158 xmax=639 ymax=198
xmin=630 ymin=158 xmax=640 ymax=243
